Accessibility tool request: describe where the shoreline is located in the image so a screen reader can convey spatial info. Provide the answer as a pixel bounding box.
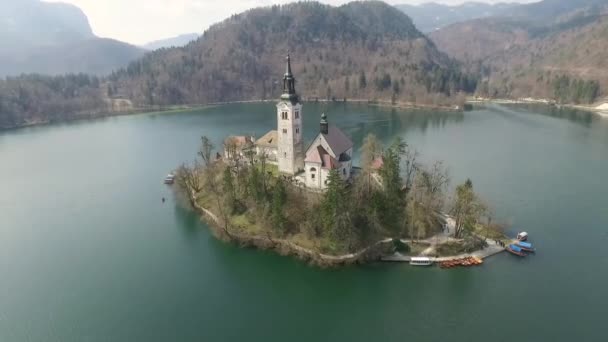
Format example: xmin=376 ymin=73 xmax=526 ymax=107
xmin=468 ymin=97 xmax=608 ymax=117
xmin=1 ymin=98 xmax=461 ymax=132
xmin=184 ymin=187 xmax=505 ymax=268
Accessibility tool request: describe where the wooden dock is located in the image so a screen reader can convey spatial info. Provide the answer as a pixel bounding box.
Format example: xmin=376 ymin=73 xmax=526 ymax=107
xmin=381 ymin=240 xmax=505 ymax=264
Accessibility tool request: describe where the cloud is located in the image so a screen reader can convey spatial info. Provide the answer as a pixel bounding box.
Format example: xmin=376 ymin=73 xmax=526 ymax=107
xmin=43 ymin=0 xmax=536 ymax=45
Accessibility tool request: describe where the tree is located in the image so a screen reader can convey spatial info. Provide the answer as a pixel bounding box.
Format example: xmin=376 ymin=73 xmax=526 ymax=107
xmin=405 ymin=162 xmax=450 ymax=240
xmin=360 ymin=133 xmax=383 ymax=194
xmin=359 ymin=71 xmax=367 ymax=89
xmin=223 ymin=137 xmax=239 ymax=162
xmin=223 ymin=166 xmax=237 ymax=213
xmin=175 ymin=161 xmax=203 ymax=193
xmin=376 ymin=138 xmax=408 ymax=233
xmin=451 ymin=179 xmax=486 ymax=238
xmin=320 ymin=169 xmax=348 ymax=233
xmin=198 ymin=136 xmax=214 ymax=167
xmin=270 ymin=179 xmax=288 ymax=234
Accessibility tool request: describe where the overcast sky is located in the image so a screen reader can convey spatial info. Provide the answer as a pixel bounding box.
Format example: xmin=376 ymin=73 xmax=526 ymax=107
xmin=44 ymin=0 xmax=537 ymax=45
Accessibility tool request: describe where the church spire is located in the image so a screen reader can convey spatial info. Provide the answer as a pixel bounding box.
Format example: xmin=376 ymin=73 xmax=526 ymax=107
xmin=285 ymin=53 xmax=293 ymax=78
xmin=320 ymin=113 xmax=328 ymax=135
xmin=281 ymin=53 xmax=298 ymax=103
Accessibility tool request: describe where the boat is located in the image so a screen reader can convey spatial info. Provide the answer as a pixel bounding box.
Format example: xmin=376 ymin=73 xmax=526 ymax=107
xmin=439 ymin=257 xmax=483 ymax=268
xmin=410 ymin=257 xmax=434 ymax=266
xmin=506 ymin=244 xmax=527 ymax=257
xmin=517 ymin=232 xmax=528 ymax=241
xmin=164 ymin=174 xmax=175 ymax=185
xmin=515 ymin=241 xmax=536 ymax=253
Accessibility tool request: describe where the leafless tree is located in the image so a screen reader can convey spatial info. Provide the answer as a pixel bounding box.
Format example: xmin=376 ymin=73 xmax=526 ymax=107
xmin=198 ymin=136 xmax=214 ymax=167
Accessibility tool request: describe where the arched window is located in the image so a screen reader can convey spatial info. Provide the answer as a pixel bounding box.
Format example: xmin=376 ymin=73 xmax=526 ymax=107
xmin=310 ymin=167 xmax=317 ymax=172
xmin=310 ymin=168 xmax=316 ymax=179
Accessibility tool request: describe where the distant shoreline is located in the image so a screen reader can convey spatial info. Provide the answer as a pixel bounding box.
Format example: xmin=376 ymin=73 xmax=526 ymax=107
xmin=468 ymin=97 xmax=608 ymax=117
xmin=0 ymin=98 xmax=461 ymax=131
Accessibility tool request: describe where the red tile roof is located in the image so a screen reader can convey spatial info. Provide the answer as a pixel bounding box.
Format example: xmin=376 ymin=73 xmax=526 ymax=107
xmin=305 ymin=145 xmax=340 ymax=169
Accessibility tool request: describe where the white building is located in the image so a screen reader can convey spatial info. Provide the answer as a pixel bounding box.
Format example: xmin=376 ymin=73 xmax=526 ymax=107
xmin=304 ymin=113 xmax=353 ymax=190
xmin=255 ymin=54 xmax=354 ymax=190
xmin=276 ymin=54 xmax=304 ymax=175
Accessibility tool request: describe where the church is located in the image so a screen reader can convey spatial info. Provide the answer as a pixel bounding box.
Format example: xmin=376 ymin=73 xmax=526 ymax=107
xmin=256 ymin=55 xmax=353 ymax=190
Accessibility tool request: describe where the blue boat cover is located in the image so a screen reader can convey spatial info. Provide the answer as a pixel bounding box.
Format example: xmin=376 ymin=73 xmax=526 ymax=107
xmin=510 ymin=245 xmax=523 ymax=252
xmin=517 ymin=242 xmax=533 ymax=248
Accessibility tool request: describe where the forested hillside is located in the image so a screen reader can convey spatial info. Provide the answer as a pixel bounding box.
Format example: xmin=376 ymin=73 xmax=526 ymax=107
xmin=0 ymin=74 xmax=106 ymax=129
xmin=396 ymin=2 xmax=519 ymax=32
xmin=429 ymin=0 xmax=608 ymax=103
xmin=1 ymin=1 xmax=477 ymax=130
xmin=108 ymin=1 xmax=476 ymax=107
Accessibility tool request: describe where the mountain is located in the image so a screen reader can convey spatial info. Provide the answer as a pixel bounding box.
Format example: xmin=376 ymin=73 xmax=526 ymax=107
xmin=0 ymin=38 xmax=145 ymax=77
xmin=142 ymin=33 xmax=200 ymax=50
xmin=0 ymin=0 xmax=145 ymax=77
xmin=0 ymin=0 xmax=93 ymax=49
xmin=1 ymin=1 xmax=478 ymax=130
xmin=396 ymin=2 xmax=520 ymax=32
xmin=109 ymin=1 xmax=475 ymax=107
xmin=429 ymin=0 xmax=608 ymax=102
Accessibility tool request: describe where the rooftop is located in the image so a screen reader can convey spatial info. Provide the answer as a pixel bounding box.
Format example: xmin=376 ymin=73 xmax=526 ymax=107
xmin=256 ymin=130 xmax=278 ymax=148
xmin=321 ymin=124 xmax=353 ymax=156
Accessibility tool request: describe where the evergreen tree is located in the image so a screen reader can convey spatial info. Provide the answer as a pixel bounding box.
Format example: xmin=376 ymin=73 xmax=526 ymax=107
xmin=321 ymin=169 xmax=348 ymax=234
xmin=270 ymin=179 xmax=288 ymax=233
xmin=359 ymin=71 xmax=367 ymax=89
xmin=223 ymin=166 xmax=237 ymax=214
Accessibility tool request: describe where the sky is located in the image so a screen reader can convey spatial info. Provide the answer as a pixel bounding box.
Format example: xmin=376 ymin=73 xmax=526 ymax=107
xmin=44 ymin=0 xmax=537 ymax=46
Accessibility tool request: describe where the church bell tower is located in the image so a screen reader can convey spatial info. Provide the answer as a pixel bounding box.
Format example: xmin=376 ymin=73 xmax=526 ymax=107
xmin=277 ymin=54 xmax=304 ymax=175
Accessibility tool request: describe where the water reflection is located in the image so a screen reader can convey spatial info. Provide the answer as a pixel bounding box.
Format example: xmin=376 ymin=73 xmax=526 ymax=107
xmin=503 ymin=103 xmax=597 ymax=127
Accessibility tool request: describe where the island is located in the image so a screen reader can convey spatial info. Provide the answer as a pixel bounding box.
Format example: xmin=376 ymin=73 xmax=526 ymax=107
xmin=174 ymin=56 xmax=509 ymax=267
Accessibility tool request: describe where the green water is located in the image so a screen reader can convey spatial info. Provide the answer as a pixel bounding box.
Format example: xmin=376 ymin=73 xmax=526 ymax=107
xmin=1 ymin=103 xmax=607 ymax=341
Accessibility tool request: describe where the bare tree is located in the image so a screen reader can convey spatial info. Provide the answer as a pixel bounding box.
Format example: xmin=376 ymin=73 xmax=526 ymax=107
xmin=198 ymin=136 xmax=214 ymax=167
xmin=175 ymin=161 xmax=203 ymax=193
xmin=451 ymin=179 xmax=486 ymax=238
xmin=223 ymin=136 xmax=239 ymax=162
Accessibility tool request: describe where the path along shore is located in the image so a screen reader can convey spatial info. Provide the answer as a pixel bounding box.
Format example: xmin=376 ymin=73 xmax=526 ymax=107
xmin=186 ymin=189 xmax=506 ymax=266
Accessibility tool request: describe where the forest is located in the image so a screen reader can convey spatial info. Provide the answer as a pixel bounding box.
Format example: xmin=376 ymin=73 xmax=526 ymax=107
xmin=175 ymin=134 xmax=495 ymax=257
xmin=0 ymin=74 xmax=106 ymax=129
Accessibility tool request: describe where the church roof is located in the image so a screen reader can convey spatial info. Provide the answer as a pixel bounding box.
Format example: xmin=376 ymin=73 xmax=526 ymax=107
xmin=322 ymin=124 xmax=353 ymax=156
xmin=305 ymin=145 xmax=340 ymax=170
xmin=256 ymin=130 xmax=278 ymax=148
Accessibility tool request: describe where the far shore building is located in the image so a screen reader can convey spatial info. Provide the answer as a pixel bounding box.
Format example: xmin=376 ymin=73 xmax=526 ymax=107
xmin=253 ymin=54 xmax=354 ymax=190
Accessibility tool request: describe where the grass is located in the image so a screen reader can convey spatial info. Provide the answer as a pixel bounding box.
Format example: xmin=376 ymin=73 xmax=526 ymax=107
xmin=473 ymin=223 xmax=509 ymax=240
xmin=406 ymin=242 xmax=432 ymax=256
xmin=436 ymin=242 xmax=467 ymax=256
xmin=257 ymin=163 xmax=279 ymax=178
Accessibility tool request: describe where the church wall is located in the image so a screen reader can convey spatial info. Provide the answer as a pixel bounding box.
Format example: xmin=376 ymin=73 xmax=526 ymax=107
xmin=304 ymin=162 xmax=322 ymax=189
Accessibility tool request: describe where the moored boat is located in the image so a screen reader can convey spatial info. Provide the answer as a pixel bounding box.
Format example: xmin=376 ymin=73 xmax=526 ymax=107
xmin=517 ymin=232 xmax=528 ymax=241
xmin=410 ymin=257 xmax=434 ymax=266
xmin=164 ymin=174 xmax=176 ymax=185
xmin=515 ymin=241 xmax=535 ymax=253
xmin=506 ymin=244 xmax=527 ymax=257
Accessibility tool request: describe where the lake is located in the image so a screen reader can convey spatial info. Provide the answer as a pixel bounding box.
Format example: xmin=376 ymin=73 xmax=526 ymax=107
xmin=1 ymin=103 xmax=607 ymax=342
